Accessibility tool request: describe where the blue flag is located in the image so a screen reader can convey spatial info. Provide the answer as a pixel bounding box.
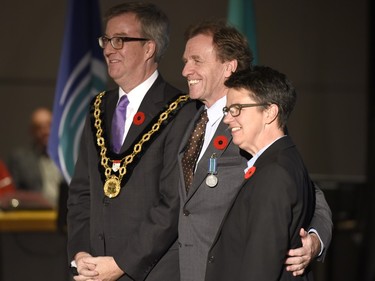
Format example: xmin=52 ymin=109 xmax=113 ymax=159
xmin=48 ymin=0 xmax=107 ymax=183
xmin=227 ymin=0 xmax=258 ymax=65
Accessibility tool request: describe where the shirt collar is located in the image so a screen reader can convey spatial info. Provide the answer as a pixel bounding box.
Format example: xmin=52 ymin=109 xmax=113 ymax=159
xmin=245 ymin=135 xmax=286 ymax=173
xmin=206 ymin=95 xmax=226 ymax=126
xmin=118 ymin=70 xmax=159 ymax=105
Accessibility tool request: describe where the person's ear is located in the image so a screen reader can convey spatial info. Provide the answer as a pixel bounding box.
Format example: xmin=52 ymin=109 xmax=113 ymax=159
xmin=145 ymin=40 xmax=156 ymax=60
xmin=224 ymin=59 xmax=238 ymax=78
xmin=265 ymin=104 xmax=279 ymax=124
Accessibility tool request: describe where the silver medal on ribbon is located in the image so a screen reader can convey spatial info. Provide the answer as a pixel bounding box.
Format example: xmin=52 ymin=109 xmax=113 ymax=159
xmin=206 ymin=153 xmax=218 ymax=188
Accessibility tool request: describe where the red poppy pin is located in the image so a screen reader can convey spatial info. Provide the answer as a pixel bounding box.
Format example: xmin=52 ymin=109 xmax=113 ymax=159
xmin=133 ymin=112 xmax=146 ymax=125
xmin=213 ymin=135 xmax=228 ymax=150
xmin=244 ymin=166 xmax=256 ymax=179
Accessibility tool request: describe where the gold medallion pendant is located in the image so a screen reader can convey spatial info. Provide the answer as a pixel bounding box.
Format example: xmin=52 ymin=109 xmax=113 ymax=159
xmin=93 ymin=92 xmax=189 ymax=199
xmin=104 ymin=175 xmax=121 ymax=198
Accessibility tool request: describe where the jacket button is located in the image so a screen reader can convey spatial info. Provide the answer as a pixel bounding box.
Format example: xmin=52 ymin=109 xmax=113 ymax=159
xmin=208 ymin=256 xmax=215 ymax=263
xmin=183 ymin=209 xmax=190 ymax=216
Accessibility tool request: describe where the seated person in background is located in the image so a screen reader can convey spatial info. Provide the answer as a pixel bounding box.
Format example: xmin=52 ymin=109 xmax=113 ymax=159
xmin=205 ymin=66 xmax=316 ymax=281
xmin=0 ymin=160 xmax=16 ymax=196
xmin=7 ymin=107 xmax=64 ymax=207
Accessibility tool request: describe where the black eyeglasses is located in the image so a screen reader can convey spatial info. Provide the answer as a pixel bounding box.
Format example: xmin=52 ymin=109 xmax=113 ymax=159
xmin=98 ymin=36 xmax=150 ymax=50
xmin=223 ymin=103 xmax=269 ymax=117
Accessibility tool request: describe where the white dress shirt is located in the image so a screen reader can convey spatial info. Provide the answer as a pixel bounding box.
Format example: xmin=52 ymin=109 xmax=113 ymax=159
xmin=197 ymin=96 xmax=226 ymax=164
xmin=117 ymin=70 xmax=158 ymax=144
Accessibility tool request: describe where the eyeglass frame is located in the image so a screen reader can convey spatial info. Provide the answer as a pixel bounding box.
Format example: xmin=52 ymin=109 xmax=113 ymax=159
xmin=98 ymin=36 xmax=150 ymax=50
xmin=223 ymin=103 xmax=269 ymax=117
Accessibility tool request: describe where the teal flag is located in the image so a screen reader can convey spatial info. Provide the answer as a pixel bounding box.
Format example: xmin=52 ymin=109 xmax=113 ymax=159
xmin=227 ymin=0 xmax=258 ymax=65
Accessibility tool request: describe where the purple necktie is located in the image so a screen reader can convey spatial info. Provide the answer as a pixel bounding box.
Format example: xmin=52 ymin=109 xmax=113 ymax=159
xmin=111 ymin=95 xmax=129 ymax=153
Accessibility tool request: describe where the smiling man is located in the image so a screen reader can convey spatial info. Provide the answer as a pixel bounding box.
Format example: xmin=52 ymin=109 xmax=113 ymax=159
xmin=67 ymin=2 xmax=196 ymax=281
xmin=177 ymin=20 xmax=332 ymax=281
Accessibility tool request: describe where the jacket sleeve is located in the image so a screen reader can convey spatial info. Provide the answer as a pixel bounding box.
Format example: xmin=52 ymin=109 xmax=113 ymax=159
xmin=66 ymin=115 xmax=92 ymax=264
xmin=308 ymin=182 xmax=333 ymax=261
xmin=115 ymin=102 xmax=196 ymax=280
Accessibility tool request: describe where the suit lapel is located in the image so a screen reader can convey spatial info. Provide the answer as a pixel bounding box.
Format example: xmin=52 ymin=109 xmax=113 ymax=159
xmin=249 ymin=136 xmax=295 ymax=169
xmin=209 ymin=177 xmax=247 ymax=249
xmin=177 ymin=106 xmax=205 ymax=197
xmin=208 ymin=135 xmax=296 ymax=249
xmin=102 ymin=89 xmax=118 ymax=152
xmin=186 ymin=119 xmax=233 ymax=199
xmin=121 ymin=76 xmax=167 ymax=152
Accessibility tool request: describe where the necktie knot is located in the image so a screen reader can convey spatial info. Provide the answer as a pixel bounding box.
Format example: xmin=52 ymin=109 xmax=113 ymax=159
xmin=117 ymin=95 xmax=129 ymax=109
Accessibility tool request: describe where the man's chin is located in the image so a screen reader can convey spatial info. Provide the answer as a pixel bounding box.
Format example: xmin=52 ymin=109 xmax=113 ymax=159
xmin=187 ymin=91 xmax=202 ymax=101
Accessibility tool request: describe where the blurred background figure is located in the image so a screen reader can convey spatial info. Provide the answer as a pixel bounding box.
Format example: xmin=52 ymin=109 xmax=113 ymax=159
xmin=7 ymin=107 xmax=65 ymax=208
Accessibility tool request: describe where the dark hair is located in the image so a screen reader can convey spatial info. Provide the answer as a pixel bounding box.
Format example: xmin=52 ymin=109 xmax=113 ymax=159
xmin=224 ymin=66 xmax=296 ymax=129
xmin=185 ymin=20 xmax=253 ymax=72
xmin=104 ymin=2 xmax=169 ymax=62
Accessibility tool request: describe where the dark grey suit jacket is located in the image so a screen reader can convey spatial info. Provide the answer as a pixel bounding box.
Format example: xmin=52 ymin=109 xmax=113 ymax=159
xmin=67 ymin=75 xmax=196 ymax=281
xmin=178 ymin=107 xmax=248 ymax=281
xmin=205 ymin=136 xmax=315 ymax=281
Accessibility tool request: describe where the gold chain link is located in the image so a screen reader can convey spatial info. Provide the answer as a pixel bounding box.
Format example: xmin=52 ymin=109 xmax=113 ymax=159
xmin=93 ymin=91 xmax=189 ymax=185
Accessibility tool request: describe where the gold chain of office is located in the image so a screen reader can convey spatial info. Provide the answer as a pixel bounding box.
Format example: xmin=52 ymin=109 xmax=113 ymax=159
xmin=93 ymin=91 xmax=189 ymax=198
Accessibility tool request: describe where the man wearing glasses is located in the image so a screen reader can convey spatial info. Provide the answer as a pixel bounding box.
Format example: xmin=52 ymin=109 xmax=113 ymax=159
xmin=67 ymin=2 xmax=197 ymax=281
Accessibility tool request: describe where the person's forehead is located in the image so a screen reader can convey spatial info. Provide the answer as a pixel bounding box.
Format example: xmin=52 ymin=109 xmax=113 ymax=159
xmin=227 ymin=88 xmax=253 ymax=100
xmin=187 ymin=34 xmax=214 ymax=48
xmin=184 ymin=34 xmax=217 ymax=58
xmin=105 ymin=12 xmax=141 ymax=35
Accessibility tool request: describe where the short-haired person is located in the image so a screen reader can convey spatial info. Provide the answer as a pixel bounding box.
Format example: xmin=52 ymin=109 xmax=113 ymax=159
xmin=67 ymin=2 xmax=197 ymax=280
xmin=177 ymin=20 xmax=332 ymax=281
xmin=205 ymin=65 xmax=315 ymax=281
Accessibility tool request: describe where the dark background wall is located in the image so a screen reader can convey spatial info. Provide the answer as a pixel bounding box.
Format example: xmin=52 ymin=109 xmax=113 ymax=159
xmin=0 ymin=0 xmax=371 ymax=280
xmin=0 ymin=0 xmax=368 ymax=181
